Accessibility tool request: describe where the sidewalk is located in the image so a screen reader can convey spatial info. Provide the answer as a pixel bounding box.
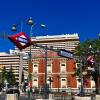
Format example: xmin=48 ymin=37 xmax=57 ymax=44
xmin=96 ymin=95 xmax=100 ymax=100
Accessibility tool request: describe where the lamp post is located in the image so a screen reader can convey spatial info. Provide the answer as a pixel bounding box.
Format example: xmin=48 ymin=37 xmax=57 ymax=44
xmin=11 ymin=21 xmax=23 ymax=32
xmin=19 ymin=52 xmax=24 ymax=89
xmin=12 ymin=24 xmax=24 ymax=89
xmin=79 ymin=57 xmax=84 ymax=96
xmin=27 ymin=17 xmax=33 ymax=92
xmin=35 ymin=44 xmax=49 ymax=99
xmin=11 ymin=18 xmax=48 ymax=96
xmin=11 ymin=17 xmax=34 ymax=92
xmin=44 ymin=45 xmax=49 ymax=99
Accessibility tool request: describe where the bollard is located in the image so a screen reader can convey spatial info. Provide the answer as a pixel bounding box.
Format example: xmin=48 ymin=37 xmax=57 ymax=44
xmin=95 ymin=95 xmax=100 ymax=100
xmin=6 ymin=94 xmax=18 ymax=100
xmin=74 ymin=96 xmax=91 ymax=100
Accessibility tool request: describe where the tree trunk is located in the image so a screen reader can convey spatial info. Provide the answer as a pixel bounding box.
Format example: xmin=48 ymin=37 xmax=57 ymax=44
xmin=95 ymin=77 xmax=100 ymax=94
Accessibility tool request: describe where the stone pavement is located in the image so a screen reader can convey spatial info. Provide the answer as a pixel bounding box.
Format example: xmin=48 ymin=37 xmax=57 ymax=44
xmin=96 ymin=95 xmax=100 ymax=100
xmin=74 ymin=95 xmax=100 ymax=100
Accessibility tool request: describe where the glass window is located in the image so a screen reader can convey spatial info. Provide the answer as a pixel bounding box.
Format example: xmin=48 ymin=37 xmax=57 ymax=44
xmin=34 ymin=79 xmax=37 ymax=81
xmin=47 ymin=63 xmax=52 ymax=73
xmin=60 ymin=63 xmax=66 ymax=73
xmin=33 ymin=64 xmax=38 ymax=73
xmin=47 ymin=64 xmax=51 ymax=67
xmin=62 ymin=79 xmax=66 ymax=81
xmin=34 ymin=64 xmax=38 ymax=67
xmin=61 ymin=63 xmax=66 ymax=66
xmin=61 ymin=78 xmax=67 ymax=88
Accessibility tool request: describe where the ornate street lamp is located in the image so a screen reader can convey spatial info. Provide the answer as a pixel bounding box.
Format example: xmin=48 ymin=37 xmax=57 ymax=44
xmin=27 ymin=17 xmax=33 ymax=93
xmin=11 ymin=17 xmax=34 ymax=93
xmin=27 ymin=17 xmax=33 ymax=26
xmin=11 ymin=18 xmax=48 ymax=98
xmin=11 ymin=24 xmax=17 ymax=32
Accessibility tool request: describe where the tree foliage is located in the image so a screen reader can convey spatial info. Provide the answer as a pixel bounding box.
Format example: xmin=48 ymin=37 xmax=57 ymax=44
xmin=1 ymin=66 xmax=16 ymax=86
xmin=2 ymin=66 xmax=7 ymax=84
xmin=74 ymin=38 xmax=100 ymax=94
xmin=6 ymin=66 xmax=16 ymax=85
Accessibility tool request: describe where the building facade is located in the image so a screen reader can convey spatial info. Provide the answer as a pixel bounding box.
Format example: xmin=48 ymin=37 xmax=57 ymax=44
xmin=22 ymin=33 xmax=92 ymax=92
xmin=0 ymin=33 xmax=95 ymax=92
xmin=0 ymin=52 xmax=20 ymax=82
xmin=32 ymin=51 xmax=77 ymax=92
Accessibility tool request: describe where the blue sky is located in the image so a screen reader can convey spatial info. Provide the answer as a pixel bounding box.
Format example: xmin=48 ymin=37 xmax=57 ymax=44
xmin=0 ymin=0 xmax=100 ymax=52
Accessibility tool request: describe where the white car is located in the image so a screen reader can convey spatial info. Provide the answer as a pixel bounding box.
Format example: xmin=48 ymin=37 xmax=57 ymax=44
xmin=2 ymin=87 xmax=7 ymax=92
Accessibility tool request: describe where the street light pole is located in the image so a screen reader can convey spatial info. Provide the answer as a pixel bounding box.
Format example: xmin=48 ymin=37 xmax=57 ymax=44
xmin=19 ymin=52 xmax=23 ymax=89
xmin=11 ymin=23 xmax=24 ymax=89
xmin=79 ymin=57 xmax=84 ymax=96
xmin=44 ymin=45 xmax=49 ymax=99
xmin=11 ymin=17 xmax=34 ymax=93
xmin=27 ymin=17 xmax=33 ymax=92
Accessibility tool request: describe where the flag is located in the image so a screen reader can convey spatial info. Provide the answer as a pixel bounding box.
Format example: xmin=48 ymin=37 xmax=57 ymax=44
xmin=87 ymin=55 xmax=94 ymax=65
xmin=8 ymin=32 xmax=33 ymax=50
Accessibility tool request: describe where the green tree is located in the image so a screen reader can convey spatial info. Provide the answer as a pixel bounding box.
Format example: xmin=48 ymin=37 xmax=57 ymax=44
xmin=2 ymin=66 xmax=7 ymax=85
xmin=74 ymin=39 xmax=100 ymax=94
xmin=6 ymin=66 xmax=16 ymax=86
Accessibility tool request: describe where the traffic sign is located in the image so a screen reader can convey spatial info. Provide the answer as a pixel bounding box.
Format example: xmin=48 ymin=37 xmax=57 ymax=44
xmin=58 ymin=49 xmax=73 ymax=58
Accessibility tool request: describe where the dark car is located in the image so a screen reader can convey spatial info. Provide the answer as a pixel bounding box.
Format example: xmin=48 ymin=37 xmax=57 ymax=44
xmin=6 ymin=88 xmax=20 ymax=96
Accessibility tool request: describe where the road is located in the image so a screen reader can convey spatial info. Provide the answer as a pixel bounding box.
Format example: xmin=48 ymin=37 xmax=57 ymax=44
xmin=0 ymin=93 xmax=5 ymax=100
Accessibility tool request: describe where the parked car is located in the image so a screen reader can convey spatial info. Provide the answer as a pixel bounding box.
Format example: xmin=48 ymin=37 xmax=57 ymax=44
xmin=6 ymin=88 xmax=20 ymax=96
xmin=2 ymin=87 xmax=7 ymax=92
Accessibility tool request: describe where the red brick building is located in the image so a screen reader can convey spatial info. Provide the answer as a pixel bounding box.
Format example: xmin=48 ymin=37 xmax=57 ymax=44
xmin=32 ymin=50 xmax=77 ymax=92
xmin=0 ymin=34 xmax=95 ymax=92
xmin=15 ymin=33 xmax=95 ymax=92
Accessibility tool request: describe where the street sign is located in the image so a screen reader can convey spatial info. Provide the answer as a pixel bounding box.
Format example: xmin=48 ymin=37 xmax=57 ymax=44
xmin=58 ymin=49 xmax=73 ymax=58
xmin=8 ymin=32 xmax=32 ymax=50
